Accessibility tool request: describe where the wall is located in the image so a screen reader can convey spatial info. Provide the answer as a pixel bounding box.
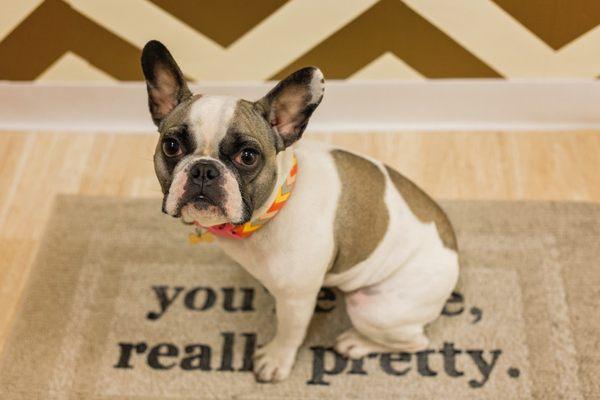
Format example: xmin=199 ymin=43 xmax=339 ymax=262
xmin=1 ymin=0 xmax=600 ymax=82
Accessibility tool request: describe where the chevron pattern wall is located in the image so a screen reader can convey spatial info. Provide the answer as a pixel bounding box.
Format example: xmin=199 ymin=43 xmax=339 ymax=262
xmin=1 ymin=0 xmax=600 ymax=82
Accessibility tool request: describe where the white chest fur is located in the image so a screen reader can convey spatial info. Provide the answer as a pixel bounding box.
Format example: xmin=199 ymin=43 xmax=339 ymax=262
xmin=215 ymin=141 xmax=341 ymax=296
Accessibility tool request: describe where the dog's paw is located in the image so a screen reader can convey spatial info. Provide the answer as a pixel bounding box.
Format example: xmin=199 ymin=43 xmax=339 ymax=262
xmin=334 ymin=328 xmax=383 ymax=359
xmin=253 ymin=341 xmax=297 ymax=383
xmin=335 ymin=328 xmax=429 ymax=359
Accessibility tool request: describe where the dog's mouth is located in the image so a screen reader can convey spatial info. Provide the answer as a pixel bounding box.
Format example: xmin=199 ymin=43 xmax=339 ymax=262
xmin=163 ymin=191 xmax=223 ymax=218
xmin=176 ymin=192 xmax=231 ymax=227
xmin=191 ymin=193 xmax=217 ymax=210
xmin=183 ymin=193 xmax=223 ymax=215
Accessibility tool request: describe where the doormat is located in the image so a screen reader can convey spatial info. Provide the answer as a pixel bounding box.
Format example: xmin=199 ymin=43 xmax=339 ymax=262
xmin=1 ymin=196 xmax=598 ymax=399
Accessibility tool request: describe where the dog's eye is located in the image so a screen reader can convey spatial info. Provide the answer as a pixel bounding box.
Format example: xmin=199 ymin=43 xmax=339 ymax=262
xmin=162 ymin=137 xmax=183 ymax=158
xmin=233 ymin=148 xmax=260 ymax=167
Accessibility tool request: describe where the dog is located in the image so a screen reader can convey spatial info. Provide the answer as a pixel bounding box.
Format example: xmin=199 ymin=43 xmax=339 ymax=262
xmin=141 ymin=40 xmax=459 ymax=383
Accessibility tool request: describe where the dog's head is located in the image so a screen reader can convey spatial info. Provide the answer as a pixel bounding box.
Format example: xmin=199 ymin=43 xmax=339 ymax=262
xmin=141 ymin=40 xmax=324 ymax=226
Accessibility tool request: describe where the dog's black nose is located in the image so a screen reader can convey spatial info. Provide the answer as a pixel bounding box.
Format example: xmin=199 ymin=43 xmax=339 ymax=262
xmin=190 ymin=161 xmax=220 ymax=182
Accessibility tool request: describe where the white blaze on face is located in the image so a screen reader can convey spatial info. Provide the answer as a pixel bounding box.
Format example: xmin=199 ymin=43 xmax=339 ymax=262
xmin=189 ymin=95 xmax=237 ymax=155
xmin=163 ymin=155 xmax=196 ymax=216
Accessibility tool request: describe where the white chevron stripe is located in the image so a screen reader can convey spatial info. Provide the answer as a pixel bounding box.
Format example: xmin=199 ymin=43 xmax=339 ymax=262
xmin=221 ymin=0 xmax=379 ymax=79
xmin=37 ymin=52 xmax=115 ymax=82
xmin=554 ymin=25 xmax=600 ymax=77
xmin=351 ymin=52 xmax=425 ymax=80
xmin=65 ymin=0 xmax=379 ymax=80
xmin=402 ymin=0 xmax=600 ymax=78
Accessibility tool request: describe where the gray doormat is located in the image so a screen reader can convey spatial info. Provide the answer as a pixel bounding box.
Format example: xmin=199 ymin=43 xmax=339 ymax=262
xmin=0 ymin=196 xmax=598 ymax=399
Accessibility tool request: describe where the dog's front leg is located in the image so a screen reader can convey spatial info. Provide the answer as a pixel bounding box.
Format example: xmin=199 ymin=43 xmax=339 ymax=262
xmin=253 ymin=292 xmax=318 ymax=382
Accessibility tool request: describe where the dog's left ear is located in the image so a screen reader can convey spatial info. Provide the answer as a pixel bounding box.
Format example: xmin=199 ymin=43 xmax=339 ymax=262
xmin=257 ymin=67 xmax=324 ymax=149
xmin=141 ymin=40 xmax=192 ymax=127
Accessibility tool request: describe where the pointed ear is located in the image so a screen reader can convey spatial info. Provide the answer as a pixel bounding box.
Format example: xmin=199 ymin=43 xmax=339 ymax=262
xmin=257 ymin=67 xmax=324 ymax=149
xmin=141 ymin=40 xmax=192 ymax=126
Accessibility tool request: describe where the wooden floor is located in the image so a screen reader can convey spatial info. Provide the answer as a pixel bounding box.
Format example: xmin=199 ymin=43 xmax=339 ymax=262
xmin=1 ymin=130 xmax=599 ymax=352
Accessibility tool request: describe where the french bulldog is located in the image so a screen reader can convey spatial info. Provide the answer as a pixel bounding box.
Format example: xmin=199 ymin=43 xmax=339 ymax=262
xmin=141 ymin=40 xmax=459 ymax=383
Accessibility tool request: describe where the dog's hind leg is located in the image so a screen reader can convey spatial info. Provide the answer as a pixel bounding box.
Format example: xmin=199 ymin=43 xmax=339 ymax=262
xmin=334 ymin=284 xmax=441 ymax=359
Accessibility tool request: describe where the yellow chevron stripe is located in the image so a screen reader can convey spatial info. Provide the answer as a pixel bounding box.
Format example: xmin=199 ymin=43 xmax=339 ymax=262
xmin=242 ymin=223 xmax=262 ymax=233
xmin=275 ymin=191 xmax=291 ymax=203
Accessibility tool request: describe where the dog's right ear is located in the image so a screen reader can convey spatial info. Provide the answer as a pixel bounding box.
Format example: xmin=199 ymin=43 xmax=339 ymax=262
xmin=141 ymin=40 xmax=192 ymax=127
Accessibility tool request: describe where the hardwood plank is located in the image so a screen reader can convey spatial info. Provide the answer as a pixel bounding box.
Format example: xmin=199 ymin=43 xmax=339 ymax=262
xmin=0 ymin=132 xmax=96 ymax=239
xmin=0 ymin=238 xmax=37 ymax=354
xmin=78 ymin=134 xmax=160 ymax=197
xmin=0 ymin=132 xmax=34 ymax=231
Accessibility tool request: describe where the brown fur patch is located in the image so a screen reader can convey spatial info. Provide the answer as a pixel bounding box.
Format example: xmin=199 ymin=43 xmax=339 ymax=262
xmin=330 ymin=150 xmax=389 ymax=274
xmin=225 ymin=100 xmax=280 ymax=212
xmin=385 ymin=166 xmax=457 ymax=250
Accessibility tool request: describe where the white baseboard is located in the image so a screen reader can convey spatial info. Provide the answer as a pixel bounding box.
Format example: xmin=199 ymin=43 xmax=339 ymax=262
xmin=1 ymin=80 xmax=600 ymax=133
